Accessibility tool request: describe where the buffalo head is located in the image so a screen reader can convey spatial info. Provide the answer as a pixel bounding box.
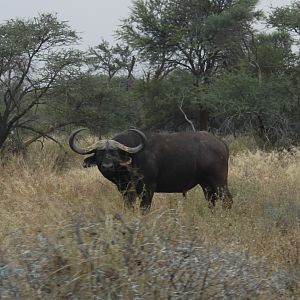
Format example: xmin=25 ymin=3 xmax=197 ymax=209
xmin=69 ymin=128 xmax=146 ymax=175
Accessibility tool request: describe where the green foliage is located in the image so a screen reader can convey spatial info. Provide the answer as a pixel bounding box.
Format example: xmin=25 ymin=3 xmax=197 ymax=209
xmin=87 ymin=40 xmax=135 ymax=80
xmin=249 ymin=31 xmax=296 ymax=76
xmin=119 ymin=0 xmax=259 ymax=79
xmin=47 ymin=75 xmax=139 ymax=136
xmin=269 ymin=0 xmax=300 ymax=35
xmin=0 ymin=13 xmax=83 ymax=151
xmin=118 ymin=0 xmax=261 ymax=131
xmin=132 ymin=70 xmax=201 ymax=130
xmin=1 ymin=3 xmax=299 ymax=152
xmin=203 ymin=67 xmax=299 ymax=145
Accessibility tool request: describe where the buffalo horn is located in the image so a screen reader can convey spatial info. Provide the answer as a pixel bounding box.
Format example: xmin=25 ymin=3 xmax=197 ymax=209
xmin=69 ymin=128 xmax=98 ymax=155
xmin=107 ymin=140 xmax=143 ymax=153
xmin=129 ymin=128 xmax=147 ymax=146
xmin=69 ymin=128 xmax=146 ymax=155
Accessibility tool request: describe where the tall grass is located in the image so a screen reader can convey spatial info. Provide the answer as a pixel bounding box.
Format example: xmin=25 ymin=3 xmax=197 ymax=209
xmin=0 ymin=140 xmax=299 ymax=299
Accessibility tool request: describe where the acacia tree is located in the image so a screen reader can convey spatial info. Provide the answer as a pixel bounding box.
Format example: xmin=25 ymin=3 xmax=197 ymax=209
xmin=118 ymin=0 xmax=259 ymax=130
xmin=200 ymin=26 xmax=298 ymax=145
xmin=0 ymin=13 xmax=83 ymax=150
xmin=267 ymin=1 xmax=300 ymax=143
xmin=269 ymin=1 xmax=300 ymax=35
xmin=87 ymin=40 xmax=136 ymax=83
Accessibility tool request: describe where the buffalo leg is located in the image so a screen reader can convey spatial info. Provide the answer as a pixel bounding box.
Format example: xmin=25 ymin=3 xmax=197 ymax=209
xmin=201 ymin=185 xmax=218 ymax=209
xmin=219 ymin=186 xmax=233 ymax=209
xmin=201 ymin=183 xmax=233 ymax=209
xmin=140 ymin=183 xmax=156 ymax=214
xmin=123 ymin=191 xmax=137 ymax=209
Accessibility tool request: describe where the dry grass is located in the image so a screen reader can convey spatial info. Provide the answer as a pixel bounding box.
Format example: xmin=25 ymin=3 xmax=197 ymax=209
xmin=0 ymin=140 xmax=299 ymax=299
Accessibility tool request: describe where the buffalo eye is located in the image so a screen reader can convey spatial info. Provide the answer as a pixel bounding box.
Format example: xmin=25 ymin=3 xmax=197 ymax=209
xmin=95 ymin=151 xmax=105 ymax=161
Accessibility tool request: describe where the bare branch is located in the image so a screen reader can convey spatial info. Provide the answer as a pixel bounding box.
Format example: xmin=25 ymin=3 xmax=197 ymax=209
xmin=19 ymin=122 xmax=72 ymax=150
xmin=178 ymin=98 xmax=196 ymax=132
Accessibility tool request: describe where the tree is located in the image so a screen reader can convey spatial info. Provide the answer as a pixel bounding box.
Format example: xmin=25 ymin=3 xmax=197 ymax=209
xmin=269 ymin=1 xmax=300 ymax=35
xmin=47 ymin=74 xmax=139 ymax=136
xmin=87 ymin=40 xmax=136 ymax=84
xmin=0 ymin=13 xmax=82 ymax=151
xmin=132 ymin=69 xmax=205 ymax=131
xmin=201 ymin=30 xmax=299 ymax=146
xmin=244 ymin=31 xmax=296 ymax=78
xmin=118 ymin=0 xmax=260 ymax=130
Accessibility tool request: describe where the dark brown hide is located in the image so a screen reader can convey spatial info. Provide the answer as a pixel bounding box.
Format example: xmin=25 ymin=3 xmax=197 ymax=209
xmin=69 ymin=129 xmax=232 ymax=213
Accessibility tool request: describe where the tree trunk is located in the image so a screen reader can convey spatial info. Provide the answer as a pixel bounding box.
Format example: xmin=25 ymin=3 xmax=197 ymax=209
xmin=199 ymin=109 xmax=209 ymax=131
xmin=195 ymin=77 xmax=210 ymax=131
xmin=0 ymin=123 xmax=9 ymax=150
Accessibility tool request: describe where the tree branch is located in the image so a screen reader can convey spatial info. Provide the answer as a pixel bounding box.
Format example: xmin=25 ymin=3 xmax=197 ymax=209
xmin=19 ymin=122 xmax=72 ymax=150
xmin=178 ymin=98 xmax=196 ymax=132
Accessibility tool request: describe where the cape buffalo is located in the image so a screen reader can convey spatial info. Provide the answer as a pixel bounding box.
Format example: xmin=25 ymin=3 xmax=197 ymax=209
xmin=69 ymin=128 xmax=233 ymax=213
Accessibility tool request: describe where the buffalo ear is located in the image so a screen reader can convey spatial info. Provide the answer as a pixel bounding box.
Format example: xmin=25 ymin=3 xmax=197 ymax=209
xmin=119 ymin=157 xmax=132 ymax=166
xmin=83 ymin=155 xmax=97 ymax=168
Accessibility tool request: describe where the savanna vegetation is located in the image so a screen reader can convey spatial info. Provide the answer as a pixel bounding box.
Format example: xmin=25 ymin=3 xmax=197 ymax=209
xmin=1 ymin=139 xmax=300 ymax=298
xmin=0 ymin=0 xmax=300 ymax=299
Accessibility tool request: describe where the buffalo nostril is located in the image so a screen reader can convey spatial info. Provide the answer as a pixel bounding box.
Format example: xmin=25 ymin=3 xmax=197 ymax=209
xmin=102 ymin=163 xmax=114 ymax=170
